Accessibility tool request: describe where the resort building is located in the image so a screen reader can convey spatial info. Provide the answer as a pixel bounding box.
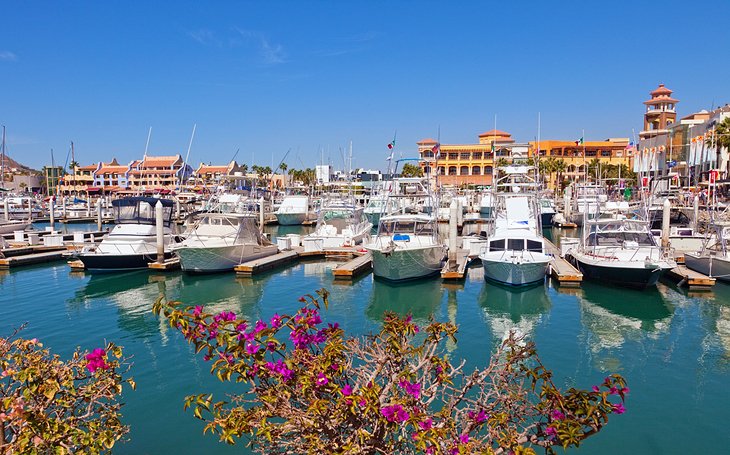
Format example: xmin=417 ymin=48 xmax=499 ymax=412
xmin=58 ymin=163 xmax=99 ymax=195
xmin=93 ymin=159 xmax=131 ymax=194
xmin=192 ymin=160 xmax=248 ymax=192
xmin=637 ymin=84 xmax=679 ymax=176
xmin=127 ymin=155 xmax=193 ymax=193
xmin=531 ymin=138 xmax=634 ymax=184
xmin=417 ymin=130 xmax=525 ymax=186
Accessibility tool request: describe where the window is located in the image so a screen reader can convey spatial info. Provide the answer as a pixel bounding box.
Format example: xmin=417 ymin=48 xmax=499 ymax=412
xmin=423 ymin=166 xmax=431 ymax=174
xmin=489 ymin=239 xmax=505 ymax=251
xmin=448 ymin=153 xmax=458 ymax=160
xmin=460 ymin=152 xmax=470 ymax=160
xmin=472 ymin=166 xmax=481 ymax=175
xmin=485 ymin=166 xmax=493 ymax=175
xmin=601 ymin=151 xmax=611 ymax=157
xmin=472 ymin=152 xmax=482 ymax=160
xmin=448 ymin=166 xmax=457 ymax=175
xmin=507 ymin=239 xmax=524 ymax=251
xmin=460 ymin=166 xmax=469 ymax=175
xmin=526 ymin=240 xmax=542 ymax=252
xmin=422 ymin=151 xmax=434 ymax=158
xmin=439 ymin=167 xmax=445 ymax=175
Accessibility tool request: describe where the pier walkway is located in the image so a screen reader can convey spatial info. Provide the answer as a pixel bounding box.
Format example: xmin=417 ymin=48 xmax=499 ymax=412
xmin=543 ymin=239 xmax=583 ymax=287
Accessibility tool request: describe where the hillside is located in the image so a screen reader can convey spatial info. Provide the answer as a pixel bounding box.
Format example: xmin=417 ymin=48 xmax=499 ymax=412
xmin=1 ymin=154 xmax=41 ymax=174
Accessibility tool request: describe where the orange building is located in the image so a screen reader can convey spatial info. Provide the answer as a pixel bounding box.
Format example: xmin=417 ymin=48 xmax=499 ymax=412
xmin=531 ymin=138 xmax=634 ymax=183
xmin=417 ymin=130 xmax=530 ymax=186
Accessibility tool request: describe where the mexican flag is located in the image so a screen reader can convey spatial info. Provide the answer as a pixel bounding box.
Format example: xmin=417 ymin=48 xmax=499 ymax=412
xmin=387 ymin=140 xmax=395 ymax=150
xmin=575 ymin=137 xmax=584 ymax=146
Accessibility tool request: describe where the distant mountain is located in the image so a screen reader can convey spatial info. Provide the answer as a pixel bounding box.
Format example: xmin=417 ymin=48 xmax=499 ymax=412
xmin=1 ymin=154 xmax=41 ymax=174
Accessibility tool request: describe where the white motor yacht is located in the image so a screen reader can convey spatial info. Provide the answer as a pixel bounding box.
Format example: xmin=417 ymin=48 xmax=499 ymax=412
xmin=275 ymin=195 xmax=313 ymax=226
xmin=302 ymin=197 xmax=372 ymax=252
xmin=684 ymin=220 xmax=730 ymax=283
xmin=77 ymin=197 xmax=180 ymax=271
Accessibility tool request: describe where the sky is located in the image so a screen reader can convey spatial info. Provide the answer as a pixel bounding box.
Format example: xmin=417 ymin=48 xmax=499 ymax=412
xmin=1 ymin=0 xmax=729 ymax=172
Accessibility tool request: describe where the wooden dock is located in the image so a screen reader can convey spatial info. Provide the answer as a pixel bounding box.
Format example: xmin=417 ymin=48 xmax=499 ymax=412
xmin=148 ymin=257 xmax=181 ymax=271
xmin=543 ymin=239 xmax=583 ymax=286
xmin=235 ymin=248 xmax=302 ymax=276
xmin=332 ymin=252 xmax=372 ymax=279
xmin=441 ymin=249 xmax=470 ymax=280
xmin=0 ymin=249 xmax=68 ymax=269
xmin=553 ymin=220 xmax=578 ymax=229
xmin=664 ymin=265 xmax=715 ymax=290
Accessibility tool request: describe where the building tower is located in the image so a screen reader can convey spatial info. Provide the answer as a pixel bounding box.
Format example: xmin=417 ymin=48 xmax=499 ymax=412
xmin=640 ymin=84 xmax=678 ymax=140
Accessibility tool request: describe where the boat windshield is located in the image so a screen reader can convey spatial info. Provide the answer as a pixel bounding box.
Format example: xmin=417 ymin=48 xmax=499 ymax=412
xmin=587 ymin=232 xmax=656 ymax=247
xmin=112 ymin=197 xmax=173 ymax=226
xmin=489 ymin=238 xmax=543 ymax=252
xmin=379 ymin=220 xmax=435 ymax=236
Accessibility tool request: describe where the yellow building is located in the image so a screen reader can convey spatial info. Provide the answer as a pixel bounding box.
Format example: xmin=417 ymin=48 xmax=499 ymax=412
xmin=531 ymin=138 xmax=635 ymax=185
xmin=418 ymin=130 xmax=528 ymax=186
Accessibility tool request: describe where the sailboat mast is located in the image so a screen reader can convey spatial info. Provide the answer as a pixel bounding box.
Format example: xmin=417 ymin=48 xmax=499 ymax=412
xmin=1 ymin=125 xmax=5 ymax=186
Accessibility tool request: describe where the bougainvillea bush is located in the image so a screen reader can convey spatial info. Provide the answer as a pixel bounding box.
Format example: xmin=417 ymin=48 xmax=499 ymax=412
xmin=154 ymin=288 xmax=627 ymax=454
xmin=0 ymin=331 xmax=133 ymax=454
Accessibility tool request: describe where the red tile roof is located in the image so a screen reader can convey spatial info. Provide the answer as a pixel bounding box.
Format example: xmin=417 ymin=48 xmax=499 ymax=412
xmin=417 ymin=138 xmax=438 ymax=144
xmin=478 ymin=129 xmax=512 ymax=138
xmin=197 ymin=164 xmax=229 ymax=174
xmin=98 ymin=166 xmax=128 ymax=174
xmin=650 ymin=84 xmax=673 ymax=96
xmin=141 ymin=155 xmax=181 ymax=168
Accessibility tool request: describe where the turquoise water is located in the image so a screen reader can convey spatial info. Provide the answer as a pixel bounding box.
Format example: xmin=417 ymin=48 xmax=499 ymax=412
xmin=1 ymin=225 xmax=729 ymax=453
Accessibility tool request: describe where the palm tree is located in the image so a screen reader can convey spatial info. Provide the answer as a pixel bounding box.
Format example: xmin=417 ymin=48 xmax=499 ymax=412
xmin=706 ymin=117 xmax=730 ymax=175
xmin=553 ymin=159 xmax=566 ymax=191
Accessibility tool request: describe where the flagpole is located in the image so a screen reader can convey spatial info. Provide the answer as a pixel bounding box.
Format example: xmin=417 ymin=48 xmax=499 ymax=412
xmin=582 ymin=129 xmax=586 ymax=183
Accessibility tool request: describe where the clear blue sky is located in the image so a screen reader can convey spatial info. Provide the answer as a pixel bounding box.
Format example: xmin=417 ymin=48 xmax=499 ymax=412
xmin=2 ymin=0 xmax=728 ymax=172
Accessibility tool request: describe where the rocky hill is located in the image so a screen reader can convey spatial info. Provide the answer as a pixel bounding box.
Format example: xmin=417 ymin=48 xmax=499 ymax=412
xmin=1 ymin=154 xmax=40 ymax=174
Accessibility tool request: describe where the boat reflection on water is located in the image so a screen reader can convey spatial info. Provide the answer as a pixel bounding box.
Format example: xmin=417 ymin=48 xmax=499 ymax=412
xmin=577 ymin=282 xmax=673 ymax=369
xmin=478 ymin=282 xmax=551 ymax=342
xmin=367 ymin=278 xmax=444 ymax=323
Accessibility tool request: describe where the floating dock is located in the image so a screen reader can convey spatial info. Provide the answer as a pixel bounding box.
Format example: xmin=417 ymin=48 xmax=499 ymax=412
xmin=543 ymin=239 xmax=583 ymax=287
xmin=441 ymin=249 xmax=471 ymax=280
xmin=234 ymin=248 xmax=303 ymax=276
xmin=664 ymin=265 xmax=715 ymax=290
xmin=332 ymin=252 xmax=372 ymax=279
xmin=0 ymin=248 xmax=68 ymax=269
xmin=148 ymin=257 xmax=181 ymax=271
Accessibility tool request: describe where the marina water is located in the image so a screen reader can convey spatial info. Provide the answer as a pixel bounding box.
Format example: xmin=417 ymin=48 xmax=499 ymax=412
xmin=1 ymin=224 xmax=729 ymax=453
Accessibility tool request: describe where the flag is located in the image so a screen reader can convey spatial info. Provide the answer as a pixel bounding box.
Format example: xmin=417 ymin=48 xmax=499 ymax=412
xmin=387 ymin=140 xmax=395 ymax=150
xmin=575 ymin=137 xmax=584 ymax=146
xmin=432 ymin=143 xmax=441 ymax=159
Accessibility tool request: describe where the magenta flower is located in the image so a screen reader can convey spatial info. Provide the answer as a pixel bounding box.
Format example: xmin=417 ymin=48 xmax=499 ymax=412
xmin=418 ymin=418 xmax=433 ymax=430
xmin=468 ymin=410 xmax=488 ymax=423
xmin=253 ymin=320 xmax=268 ymax=334
xmin=381 ymin=404 xmax=409 ymax=423
xmin=425 ymin=446 xmax=435 ymax=454
xmin=592 ymin=385 xmax=600 ymax=393
xmin=341 ymin=384 xmax=353 ymax=396
xmin=612 ymin=403 xmax=626 ymax=414
xmin=545 ymin=426 xmax=557 ymax=436
xmin=398 ymin=379 xmax=421 ymax=399
xmin=270 ymin=313 xmax=282 ymax=329
xmin=551 ymin=409 xmax=565 ymax=421
xmin=358 ymin=399 xmax=366 ymax=408
xmin=331 ymin=363 xmax=339 ymax=371
xmin=396 ymin=407 xmax=410 ymax=423
xmin=245 ymin=342 xmax=260 ymax=355
xmin=459 ymin=433 xmax=469 ymax=444
xmin=193 ymin=306 xmax=203 ymax=317
xmin=316 ymin=372 xmax=329 ymax=387
xmin=609 ymin=387 xmax=619 ymax=395
xmin=621 ymin=386 xmax=630 ymax=394
xmin=85 ymin=348 xmax=109 ymax=373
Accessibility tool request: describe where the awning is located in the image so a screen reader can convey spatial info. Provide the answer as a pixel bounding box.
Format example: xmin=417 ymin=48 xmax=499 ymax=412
xmin=86 ymin=187 xmax=102 ymax=193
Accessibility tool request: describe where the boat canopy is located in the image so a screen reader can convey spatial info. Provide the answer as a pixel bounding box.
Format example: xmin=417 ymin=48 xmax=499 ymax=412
xmin=378 ymin=217 xmax=436 ymax=237
xmin=112 ymin=197 xmax=174 ymax=226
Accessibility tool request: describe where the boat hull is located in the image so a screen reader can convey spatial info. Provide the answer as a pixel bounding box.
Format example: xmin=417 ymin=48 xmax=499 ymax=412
xmin=275 ymin=212 xmax=307 ymax=226
xmin=175 ymin=244 xmax=278 ymax=273
xmin=78 ymin=252 xmax=174 ymax=272
xmin=368 ymin=245 xmax=445 ymax=281
xmin=540 ymin=212 xmax=555 ymax=228
xmin=480 ymin=254 xmax=550 ymax=287
xmin=566 ymin=253 xmax=666 ymax=288
xmin=684 ymin=253 xmax=730 ymax=282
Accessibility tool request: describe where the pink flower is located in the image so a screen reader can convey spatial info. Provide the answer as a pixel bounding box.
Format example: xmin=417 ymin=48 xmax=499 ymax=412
xmin=592 ymin=385 xmax=600 ymax=393
xmin=459 ymin=433 xmax=469 ymax=444
xmin=193 ymin=306 xmax=203 ymax=317
xmin=425 ymin=447 xmax=435 ymax=454
xmin=358 ymin=399 xmax=366 ymax=408
xmin=381 ymin=404 xmax=409 ymax=423
xmin=418 ymin=418 xmax=433 ymax=430
xmin=331 ymin=363 xmax=339 ymax=371
xmin=253 ymin=320 xmax=268 ymax=334
xmin=398 ymin=379 xmax=421 ymax=399
xmin=551 ymin=409 xmax=565 ymax=421
xmin=609 ymin=387 xmax=619 ymax=395
xmin=621 ymin=386 xmax=630 ymax=395
xmin=316 ymin=372 xmax=329 ymax=387
xmin=270 ymin=313 xmax=282 ymax=329
xmin=612 ymin=403 xmax=626 ymax=414
xmin=468 ymin=410 xmax=488 ymax=423
xmin=545 ymin=426 xmax=557 ymax=436
xmin=85 ymin=348 xmax=109 ymax=373
xmin=341 ymin=384 xmax=353 ymax=396
xmin=245 ymin=342 xmax=260 ymax=355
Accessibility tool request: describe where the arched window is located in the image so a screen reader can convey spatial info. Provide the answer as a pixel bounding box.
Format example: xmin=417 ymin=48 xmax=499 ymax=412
xmin=485 ymin=166 xmax=493 ymax=175
xmin=472 ymin=166 xmax=481 ymax=175
xmin=448 ymin=166 xmax=457 ymax=176
xmin=567 ymin=164 xmax=576 ymax=173
xmin=460 ymin=166 xmax=469 ymax=175
xmin=438 ymin=167 xmax=446 ymax=175
xmin=423 ymin=166 xmax=432 ymax=174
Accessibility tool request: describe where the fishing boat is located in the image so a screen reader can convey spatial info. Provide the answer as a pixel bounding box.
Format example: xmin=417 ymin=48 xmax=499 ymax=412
xmin=539 ymin=197 xmax=556 ymax=227
xmin=274 ymin=195 xmax=313 ymax=226
xmin=171 ymin=212 xmax=277 ymax=273
xmin=365 ymin=211 xmax=446 ymax=281
xmin=479 ymin=166 xmax=552 ymax=287
xmin=684 ymin=220 xmax=730 ymax=282
xmin=77 ymin=197 xmax=180 ymax=271
xmin=479 ymin=191 xmax=495 ymax=218
xmin=565 ymin=217 xmax=676 ymax=288
xmin=363 ymin=193 xmax=400 ymax=227
xmin=566 ymin=183 xmax=607 ymax=226
xmin=302 ymin=197 xmax=372 ymax=252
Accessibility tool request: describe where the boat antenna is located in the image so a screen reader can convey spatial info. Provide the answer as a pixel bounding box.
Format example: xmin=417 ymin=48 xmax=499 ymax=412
xmin=143 ymin=126 xmax=152 ymax=160
xmin=180 ymin=123 xmax=197 ymax=190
